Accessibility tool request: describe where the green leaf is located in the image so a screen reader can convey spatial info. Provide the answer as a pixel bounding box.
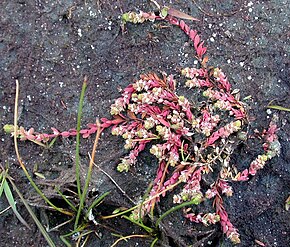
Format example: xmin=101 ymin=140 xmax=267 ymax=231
xmin=112 ymin=208 xmax=122 ymax=214
xmin=3 ymin=124 xmax=15 ymax=134
xmin=122 ymin=13 xmax=130 ymax=22
xmin=48 ymin=136 xmax=58 ymax=148
xmin=160 ymin=7 xmax=168 ymax=18
xmin=3 ymin=180 xmax=16 ymax=209
xmin=34 ymin=172 xmax=46 ymax=179
xmin=155 ymin=197 xmax=202 ymax=227
xmin=3 ymin=179 xmax=30 ymax=229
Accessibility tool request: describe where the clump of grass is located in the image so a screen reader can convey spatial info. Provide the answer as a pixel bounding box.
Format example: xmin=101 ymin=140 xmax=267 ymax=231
xmin=7 ymin=78 xmax=110 ymax=247
xmin=0 ymin=163 xmax=58 ymax=247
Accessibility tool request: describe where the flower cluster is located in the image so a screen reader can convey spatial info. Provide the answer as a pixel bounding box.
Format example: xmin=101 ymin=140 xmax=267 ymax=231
xmin=100 ymin=63 xmax=280 ymax=244
xmin=233 ymin=115 xmax=280 ymax=181
xmin=100 ymin=11 xmax=281 ymax=244
xmin=184 ymin=211 xmax=220 ymax=227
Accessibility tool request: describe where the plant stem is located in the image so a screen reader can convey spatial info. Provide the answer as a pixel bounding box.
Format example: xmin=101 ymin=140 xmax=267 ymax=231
xmin=122 ymin=215 xmax=154 ymax=233
xmin=101 ymin=181 xmax=182 ymax=220
xmin=150 ymin=237 xmax=159 ymax=247
xmin=85 ymin=191 xmax=110 ymax=218
xmin=74 ymin=119 xmax=101 ymax=229
xmin=155 ymin=198 xmax=201 ymax=227
xmin=75 ymin=76 xmax=88 ymax=198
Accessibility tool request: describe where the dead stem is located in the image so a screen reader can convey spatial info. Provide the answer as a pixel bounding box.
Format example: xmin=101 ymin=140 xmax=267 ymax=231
xmin=111 ymin=234 xmax=151 ymax=247
xmin=13 ymin=80 xmax=73 ymax=216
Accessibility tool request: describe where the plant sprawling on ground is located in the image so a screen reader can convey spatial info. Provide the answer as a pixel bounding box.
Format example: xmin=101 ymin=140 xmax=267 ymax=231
xmin=4 ymin=6 xmax=281 ymax=245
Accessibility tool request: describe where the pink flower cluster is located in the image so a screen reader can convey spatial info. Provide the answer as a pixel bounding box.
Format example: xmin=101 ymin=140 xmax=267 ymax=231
xmin=101 ymin=65 xmax=279 ymax=244
xmin=206 ymin=179 xmax=233 ymax=199
xmin=234 ymin=115 xmax=280 ymax=181
xmin=215 ymin=194 xmax=241 ymax=244
xmin=203 ymin=88 xmax=245 ymax=120
xmin=191 ymin=109 xmax=220 ymax=137
xmin=206 ymin=120 xmax=242 ymax=146
xmin=184 ymin=211 xmax=220 ymax=227
xmin=173 ymin=167 xmax=203 ymax=204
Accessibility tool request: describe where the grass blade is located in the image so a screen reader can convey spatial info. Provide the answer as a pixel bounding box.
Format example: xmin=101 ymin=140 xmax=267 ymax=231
xmin=0 ymin=172 xmax=5 ymax=197
xmin=8 ymin=177 xmax=56 ymax=247
xmin=75 ymin=76 xmax=88 ymax=198
xmin=122 ymin=215 xmax=154 ymax=234
xmin=61 ymin=224 xmax=89 ymax=246
xmin=56 ymin=187 xmax=77 ymax=212
xmin=155 ymin=197 xmax=201 ymax=227
xmin=3 ymin=179 xmax=30 ymax=229
xmin=60 ymin=235 xmax=72 ymax=247
xmin=150 ymin=237 xmax=159 ymax=247
xmin=0 ymin=205 xmax=12 ymax=215
xmin=85 ymin=191 xmax=110 ymax=219
xmin=267 ymin=105 xmax=290 ymax=112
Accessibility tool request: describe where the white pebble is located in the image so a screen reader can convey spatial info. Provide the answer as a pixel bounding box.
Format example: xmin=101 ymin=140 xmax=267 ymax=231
xmin=77 ymin=28 xmax=82 ymax=37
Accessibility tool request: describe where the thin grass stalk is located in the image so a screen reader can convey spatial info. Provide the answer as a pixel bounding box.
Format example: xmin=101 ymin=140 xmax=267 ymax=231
xmin=74 ymin=120 xmax=101 ymax=229
xmin=85 ymin=191 xmax=110 ymax=218
xmin=48 ymin=218 xmax=74 ymax=232
xmin=150 ymin=237 xmax=159 ymax=247
xmin=13 ymin=80 xmax=73 ymax=216
xmin=155 ymin=198 xmax=201 ymax=227
xmin=0 ymin=205 xmax=12 ymax=215
xmin=267 ymin=105 xmax=290 ymax=112
xmin=61 ymin=224 xmax=89 ymax=246
xmin=77 ymin=230 xmax=93 ymax=247
xmin=0 ymin=171 xmax=5 ymax=196
xmin=75 ymin=76 xmax=88 ymax=198
xmin=56 ymin=187 xmax=77 ymax=212
xmin=60 ymin=236 xmax=72 ymax=247
xmin=122 ymin=215 xmax=154 ymax=233
xmin=80 ymin=234 xmax=90 ymax=247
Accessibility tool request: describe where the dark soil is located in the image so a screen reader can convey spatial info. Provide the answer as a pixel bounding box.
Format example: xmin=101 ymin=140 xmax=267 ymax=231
xmin=0 ymin=1 xmax=289 ymax=247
